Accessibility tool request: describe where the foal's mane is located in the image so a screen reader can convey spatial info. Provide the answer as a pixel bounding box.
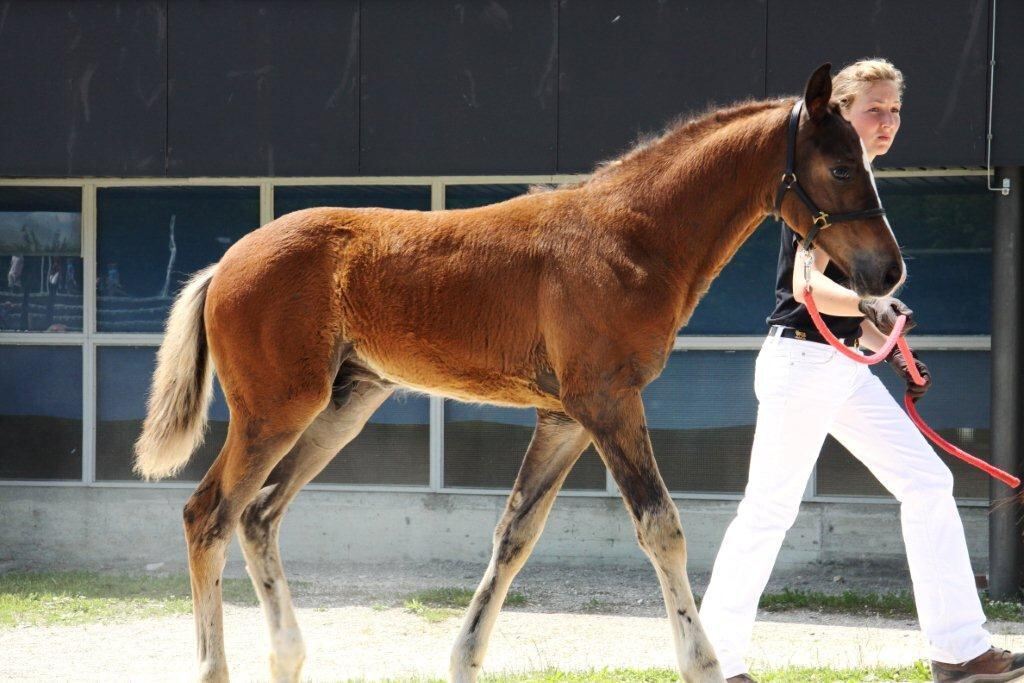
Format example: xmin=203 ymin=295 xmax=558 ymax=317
xmin=531 ymin=98 xmax=789 ymax=195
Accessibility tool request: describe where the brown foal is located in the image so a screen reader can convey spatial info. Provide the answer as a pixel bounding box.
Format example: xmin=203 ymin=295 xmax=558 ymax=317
xmin=135 ymin=64 xmax=903 ymax=683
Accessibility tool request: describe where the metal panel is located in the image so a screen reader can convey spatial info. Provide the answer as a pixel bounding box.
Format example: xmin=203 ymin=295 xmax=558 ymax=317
xmin=360 ymin=0 xmax=558 ymax=174
xmin=167 ymin=0 xmax=359 ymax=177
xmin=558 ymin=0 xmax=767 ymax=173
xmin=992 ymin=0 xmax=1024 ymax=165
xmin=766 ymin=0 xmax=989 ymax=168
xmin=0 ymin=1 xmax=166 ymax=177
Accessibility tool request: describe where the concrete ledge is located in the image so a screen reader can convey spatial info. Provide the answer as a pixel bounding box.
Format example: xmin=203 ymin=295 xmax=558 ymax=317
xmin=0 ymin=486 xmax=989 ymax=573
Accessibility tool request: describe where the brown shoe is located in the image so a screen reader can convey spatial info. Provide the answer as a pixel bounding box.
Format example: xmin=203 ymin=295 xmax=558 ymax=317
xmin=726 ymin=676 xmax=758 ymax=683
xmin=931 ymin=647 xmax=1024 ymax=682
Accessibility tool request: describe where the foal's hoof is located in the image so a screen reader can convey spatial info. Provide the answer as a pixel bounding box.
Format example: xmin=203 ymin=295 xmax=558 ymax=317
xmin=197 ymin=661 xmax=229 ymax=683
xmin=449 ymin=666 xmax=479 ymax=683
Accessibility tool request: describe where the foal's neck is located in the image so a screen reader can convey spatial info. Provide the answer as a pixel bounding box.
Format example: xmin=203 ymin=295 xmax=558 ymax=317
xmin=589 ymin=101 xmax=790 ymax=318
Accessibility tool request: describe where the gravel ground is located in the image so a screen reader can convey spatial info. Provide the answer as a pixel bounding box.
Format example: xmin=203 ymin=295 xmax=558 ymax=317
xmin=3 ymin=559 xmax=1024 ymax=682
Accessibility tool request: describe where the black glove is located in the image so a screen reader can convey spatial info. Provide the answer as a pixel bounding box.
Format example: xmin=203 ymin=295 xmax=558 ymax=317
xmin=858 ymin=297 xmax=915 ymax=335
xmin=887 ymin=346 xmax=931 ymax=402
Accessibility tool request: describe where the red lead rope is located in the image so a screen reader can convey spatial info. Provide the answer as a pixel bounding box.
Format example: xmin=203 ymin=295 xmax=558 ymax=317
xmin=803 ymin=287 xmax=1020 ymax=489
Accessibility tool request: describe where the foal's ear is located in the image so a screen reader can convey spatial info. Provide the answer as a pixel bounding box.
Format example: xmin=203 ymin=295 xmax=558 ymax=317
xmin=803 ymin=63 xmax=833 ymax=123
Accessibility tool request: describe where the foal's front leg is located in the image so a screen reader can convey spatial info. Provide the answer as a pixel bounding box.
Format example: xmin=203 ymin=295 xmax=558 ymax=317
xmin=565 ymin=390 xmax=725 ymax=683
xmin=450 ymin=410 xmax=592 ymax=683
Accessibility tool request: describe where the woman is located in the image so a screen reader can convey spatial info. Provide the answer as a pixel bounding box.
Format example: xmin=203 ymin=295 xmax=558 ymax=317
xmin=699 ymin=59 xmax=1024 ymax=683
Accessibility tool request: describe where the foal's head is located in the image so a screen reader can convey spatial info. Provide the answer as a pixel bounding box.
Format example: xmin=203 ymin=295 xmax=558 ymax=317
xmin=779 ymin=63 xmax=904 ymax=297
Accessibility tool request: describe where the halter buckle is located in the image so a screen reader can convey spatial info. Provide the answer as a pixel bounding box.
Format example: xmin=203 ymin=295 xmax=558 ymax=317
xmin=813 ymin=212 xmax=831 ymax=229
xmin=781 ymin=172 xmax=797 ymax=188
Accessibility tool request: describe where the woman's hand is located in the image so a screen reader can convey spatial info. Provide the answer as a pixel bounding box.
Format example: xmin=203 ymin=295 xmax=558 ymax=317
xmin=887 ymin=345 xmax=931 ymax=401
xmin=858 ymin=296 xmax=915 ymax=335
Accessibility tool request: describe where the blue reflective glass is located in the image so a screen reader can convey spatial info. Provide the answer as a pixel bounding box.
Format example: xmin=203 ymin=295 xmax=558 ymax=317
xmin=445 ymin=184 xmax=530 ymax=209
xmin=879 ymin=176 xmax=993 ymax=334
xmin=96 ymin=346 xmax=428 ymax=485
xmin=817 ymin=351 xmax=990 ymax=499
xmin=0 ymin=345 xmax=82 ymax=479
xmin=96 ymin=187 xmax=260 ymax=332
xmin=643 ymin=350 xmax=758 ymax=493
xmin=275 ymin=185 xmax=431 ymax=217
xmin=0 ymin=187 xmax=83 ymax=332
xmin=684 ymin=220 xmax=779 ymax=334
xmin=443 ymin=401 xmax=605 ymax=490
xmin=96 ymin=346 xmax=228 ymax=481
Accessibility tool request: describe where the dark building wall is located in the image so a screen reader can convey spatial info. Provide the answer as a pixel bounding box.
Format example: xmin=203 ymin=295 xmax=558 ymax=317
xmin=0 ymin=0 xmax=1020 ymax=177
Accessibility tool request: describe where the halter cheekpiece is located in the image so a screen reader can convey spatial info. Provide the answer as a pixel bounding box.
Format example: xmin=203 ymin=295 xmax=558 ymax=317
xmin=773 ymin=99 xmax=887 ymax=250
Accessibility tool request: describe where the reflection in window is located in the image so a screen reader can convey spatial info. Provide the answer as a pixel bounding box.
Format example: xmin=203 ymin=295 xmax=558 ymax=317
xmin=96 ymin=187 xmax=260 ymax=332
xmin=275 ymin=185 xmax=431 ymax=216
xmin=444 ymin=184 xmax=531 ymax=209
xmin=0 ymin=345 xmax=82 ymax=480
xmin=96 ymin=346 xmax=227 ymax=481
xmin=443 ymin=402 xmax=605 ymax=490
xmin=0 ymin=187 xmax=83 ymax=332
xmin=816 ymin=351 xmax=990 ymax=500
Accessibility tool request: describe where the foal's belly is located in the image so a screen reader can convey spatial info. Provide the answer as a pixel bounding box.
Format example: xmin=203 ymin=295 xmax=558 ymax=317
xmin=353 ymin=345 xmax=562 ymax=411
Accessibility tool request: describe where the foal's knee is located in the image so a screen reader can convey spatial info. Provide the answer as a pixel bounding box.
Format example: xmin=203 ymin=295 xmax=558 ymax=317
xmin=636 ymin=504 xmax=687 ymax=562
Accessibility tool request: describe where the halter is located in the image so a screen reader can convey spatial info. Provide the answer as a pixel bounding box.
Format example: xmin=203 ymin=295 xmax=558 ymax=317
xmin=773 ymin=99 xmax=887 ymax=250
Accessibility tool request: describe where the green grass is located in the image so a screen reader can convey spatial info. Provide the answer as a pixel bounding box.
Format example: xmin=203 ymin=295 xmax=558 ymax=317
xmin=0 ymin=571 xmax=258 ymax=628
xmin=401 ymin=587 xmax=527 ymax=623
xmin=756 ymin=588 xmax=1024 ymax=622
xmin=339 ymin=661 xmax=932 ymax=682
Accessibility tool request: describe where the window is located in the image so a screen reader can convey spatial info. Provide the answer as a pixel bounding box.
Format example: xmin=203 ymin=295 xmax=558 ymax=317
xmin=96 ymin=346 xmax=228 ymax=482
xmin=0 ymin=345 xmax=82 ymax=480
xmin=445 ymin=184 xmax=530 ymax=209
xmin=443 ymin=402 xmax=606 ymax=490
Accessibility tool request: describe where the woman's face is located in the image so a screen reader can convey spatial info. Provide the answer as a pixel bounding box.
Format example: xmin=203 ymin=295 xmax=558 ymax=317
xmin=842 ymin=80 xmax=901 ymax=160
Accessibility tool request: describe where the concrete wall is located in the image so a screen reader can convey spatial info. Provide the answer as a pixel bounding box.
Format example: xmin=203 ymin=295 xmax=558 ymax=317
xmin=0 ymin=486 xmax=989 ymax=573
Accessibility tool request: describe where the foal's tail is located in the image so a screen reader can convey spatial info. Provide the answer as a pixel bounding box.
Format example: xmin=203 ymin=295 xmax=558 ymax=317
xmin=133 ymin=264 xmax=219 ymax=481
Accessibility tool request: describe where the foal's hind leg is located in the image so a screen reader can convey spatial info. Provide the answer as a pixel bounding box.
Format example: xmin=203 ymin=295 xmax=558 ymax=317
xmin=450 ymin=410 xmax=591 ymax=683
xmin=238 ymin=379 xmax=393 ymax=683
xmin=184 ymin=417 xmax=314 ymax=683
xmin=564 ymin=390 xmax=724 ymax=683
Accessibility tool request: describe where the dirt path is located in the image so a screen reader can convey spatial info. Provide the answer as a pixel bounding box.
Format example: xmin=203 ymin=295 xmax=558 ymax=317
xmin=3 ymin=560 xmax=1023 ymax=681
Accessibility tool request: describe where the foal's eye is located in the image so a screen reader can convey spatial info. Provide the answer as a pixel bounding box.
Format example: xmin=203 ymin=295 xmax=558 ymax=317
xmin=831 ymin=166 xmax=852 ymax=181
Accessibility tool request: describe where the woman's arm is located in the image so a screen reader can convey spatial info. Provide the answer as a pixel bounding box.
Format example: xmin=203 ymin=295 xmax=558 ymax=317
xmin=791 ymin=247 xmax=864 ymax=317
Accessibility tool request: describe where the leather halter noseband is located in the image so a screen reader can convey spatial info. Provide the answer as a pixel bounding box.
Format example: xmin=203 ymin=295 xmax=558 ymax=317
xmin=773 ymin=99 xmax=887 ymax=250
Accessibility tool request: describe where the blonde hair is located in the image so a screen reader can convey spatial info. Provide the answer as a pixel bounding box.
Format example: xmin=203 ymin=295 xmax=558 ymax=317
xmin=832 ymin=58 xmax=904 ymax=110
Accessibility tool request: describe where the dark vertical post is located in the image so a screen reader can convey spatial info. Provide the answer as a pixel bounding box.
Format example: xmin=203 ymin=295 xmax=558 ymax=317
xmin=989 ymin=166 xmax=1023 ymax=600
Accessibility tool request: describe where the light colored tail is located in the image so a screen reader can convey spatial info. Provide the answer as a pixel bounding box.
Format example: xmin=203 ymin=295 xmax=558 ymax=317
xmin=133 ymin=264 xmax=219 ymax=481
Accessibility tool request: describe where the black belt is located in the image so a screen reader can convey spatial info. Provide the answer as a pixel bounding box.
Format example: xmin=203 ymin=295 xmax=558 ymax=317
xmin=769 ymin=325 xmax=860 ymax=348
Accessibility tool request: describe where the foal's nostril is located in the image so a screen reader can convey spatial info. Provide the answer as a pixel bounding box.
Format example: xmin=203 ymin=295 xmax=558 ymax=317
xmin=883 ymin=264 xmax=903 ymax=291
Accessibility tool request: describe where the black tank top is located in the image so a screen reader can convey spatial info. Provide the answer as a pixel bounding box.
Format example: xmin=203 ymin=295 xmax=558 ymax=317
xmin=766 ymin=224 xmax=863 ymax=340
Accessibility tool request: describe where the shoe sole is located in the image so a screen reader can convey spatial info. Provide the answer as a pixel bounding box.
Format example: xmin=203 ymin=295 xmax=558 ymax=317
xmin=952 ymin=669 xmax=1024 ymax=683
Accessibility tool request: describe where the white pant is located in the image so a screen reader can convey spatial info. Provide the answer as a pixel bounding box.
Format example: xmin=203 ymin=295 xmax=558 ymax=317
xmin=700 ymin=335 xmax=990 ymax=678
